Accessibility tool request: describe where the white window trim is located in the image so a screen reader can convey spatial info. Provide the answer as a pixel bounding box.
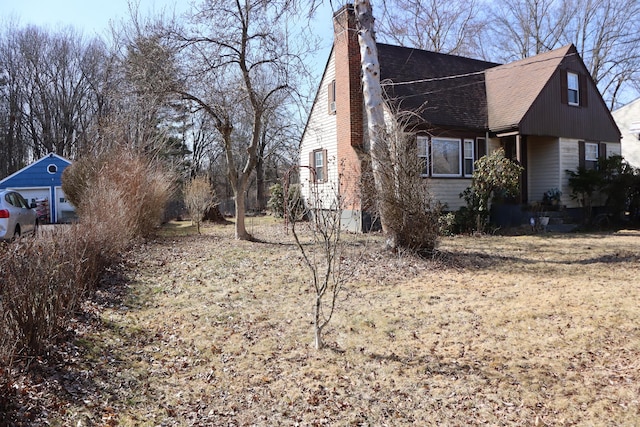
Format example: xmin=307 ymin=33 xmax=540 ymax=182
xmin=567 ymin=71 xmax=579 ymax=106
xmin=417 ymin=136 xmax=429 ymax=177
xmin=431 ymin=137 xmax=462 ymax=178
xmin=314 ymin=150 xmax=325 ymax=182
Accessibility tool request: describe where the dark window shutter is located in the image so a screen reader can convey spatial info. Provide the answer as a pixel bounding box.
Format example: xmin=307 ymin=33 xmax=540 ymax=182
xmin=578 ymin=140 xmax=585 ymax=169
xmin=560 ymin=69 xmax=568 ymax=105
xmin=579 ymin=73 xmax=588 ymax=107
xmin=322 ymin=149 xmax=328 ymax=182
xmin=309 ymin=151 xmax=315 ymax=181
xmin=598 ymin=142 xmax=606 ymax=160
xmin=475 ymin=138 xmax=486 ymax=160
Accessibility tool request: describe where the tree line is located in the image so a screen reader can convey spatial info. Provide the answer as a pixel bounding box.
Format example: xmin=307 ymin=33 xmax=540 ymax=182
xmin=1 ymin=0 xmax=639 ymax=238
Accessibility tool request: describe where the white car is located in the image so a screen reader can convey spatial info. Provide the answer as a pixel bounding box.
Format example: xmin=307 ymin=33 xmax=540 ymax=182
xmin=0 ymin=190 xmax=38 ymax=241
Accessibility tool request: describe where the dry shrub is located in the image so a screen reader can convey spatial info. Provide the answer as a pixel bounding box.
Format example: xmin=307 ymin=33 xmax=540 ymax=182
xmin=0 ymin=227 xmax=97 ymax=355
xmin=367 ymin=112 xmax=441 ymax=255
xmin=63 ymin=148 xmax=173 ymax=238
xmin=184 ymin=176 xmax=216 ymax=234
xmin=0 ymin=148 xmax=173 ymax=359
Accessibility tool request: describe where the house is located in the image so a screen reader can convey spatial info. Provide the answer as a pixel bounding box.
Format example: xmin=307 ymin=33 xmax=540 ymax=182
xmin=0 ymin=153 xmax=75 ymax=223
xmin=612 ymin=98 xmax=640 ymax=168
xmin=299 ymin=4 xmax=621 ymax=232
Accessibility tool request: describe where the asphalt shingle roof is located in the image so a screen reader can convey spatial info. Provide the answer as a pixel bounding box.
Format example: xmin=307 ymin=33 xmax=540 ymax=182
xmin=378 ymin=43 xmax=500 ymax=131
xmin=485 ymin=45 xmax=572 ymax=132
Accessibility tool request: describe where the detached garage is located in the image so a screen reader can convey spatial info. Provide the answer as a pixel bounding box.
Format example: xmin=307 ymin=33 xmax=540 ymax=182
xmin=0 ymin=153 xmax=75 ymax=224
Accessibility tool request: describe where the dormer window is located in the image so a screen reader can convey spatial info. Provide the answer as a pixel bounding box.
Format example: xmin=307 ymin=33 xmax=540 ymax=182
xmin=567 ymin=72 xmax=579 ymax=106
xmin=561 ymin=70 xmax=587 ymax=107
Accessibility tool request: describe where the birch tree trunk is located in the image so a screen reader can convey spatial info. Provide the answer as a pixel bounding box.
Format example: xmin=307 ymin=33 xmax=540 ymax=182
xmin=354 ymin=0 xmax=398 ymax=248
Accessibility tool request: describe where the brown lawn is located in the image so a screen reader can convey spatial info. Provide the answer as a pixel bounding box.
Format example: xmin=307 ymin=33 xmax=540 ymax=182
xmin=40 ymin=219 xmax=640 ymax=426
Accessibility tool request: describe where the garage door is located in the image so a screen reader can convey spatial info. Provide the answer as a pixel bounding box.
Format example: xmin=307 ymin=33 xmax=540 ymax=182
xmin=55 ymin=187 xmax=76 ymax=223
xmin=10 ymin=187 xmax=49 ymax=206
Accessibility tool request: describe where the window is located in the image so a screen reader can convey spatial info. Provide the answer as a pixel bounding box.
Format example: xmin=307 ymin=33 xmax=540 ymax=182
xmin=579 ymin=141 xmax=605 ymax=170
xmin=327 ymin=80 xmax=336 ymax=114
xmin=567 ymin=72 xmax=579 ymax=105
xmin=417 ymin=136 xmax=484 ymax=177
xmin=464 ymin=139 xmax=475 ymax=176
xmin=310 ymin=149 xmax=327 ymax=182
xmin=47 ymin=164 xmax=57 ymax=174
xmin=584 ymin=142 xmax=598 ymax=170
xmin=315 ymin=151 xmax=324 ymax=181
xmin=431 ymin=138 xmax=461 ymax=177
xmin=417 ymin=136 xmax=429 ymax=176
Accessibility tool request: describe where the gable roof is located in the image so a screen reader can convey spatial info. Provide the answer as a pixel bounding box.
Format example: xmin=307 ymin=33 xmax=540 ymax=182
xmin=0 ymin=153 xmax=72 ymax=188
xmin=378 ymin=43 xmax=500 ymax=131
xmin=485 ymin=45 xmax=572 ymax=133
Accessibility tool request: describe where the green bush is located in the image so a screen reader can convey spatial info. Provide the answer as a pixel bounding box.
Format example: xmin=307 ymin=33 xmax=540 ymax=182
xmin=567 ymin=155 xmax=640 ymax=225
xmin=268 ymin=183 xmax=305 ymax=220
xmin=461 ymin=148 xmax=523 ymax=232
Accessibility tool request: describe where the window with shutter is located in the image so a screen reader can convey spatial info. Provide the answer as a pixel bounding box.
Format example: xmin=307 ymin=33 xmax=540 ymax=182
xmin=580 ymin=141 xmax=599 ymax=170
xmin=567 ymin=72 xmax=579 ymax=106
xmin=310 ymin=149 xmax=327 ymax=182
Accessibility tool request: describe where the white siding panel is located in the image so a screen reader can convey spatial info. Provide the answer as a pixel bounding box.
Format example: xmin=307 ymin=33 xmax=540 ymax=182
xmin=528 ymin=136 xmax=560 ymax=203
xmin=429 ymin=179 xmax=471 ymax=210
xmin=299 ymin=52 xmax=338 ymax=209
xmin=559 ymin=138 xmax=581 ymax=208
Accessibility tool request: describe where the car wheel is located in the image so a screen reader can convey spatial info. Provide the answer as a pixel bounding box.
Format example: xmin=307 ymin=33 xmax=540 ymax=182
xmin=13 ymin=226 xmax=20 ymax=240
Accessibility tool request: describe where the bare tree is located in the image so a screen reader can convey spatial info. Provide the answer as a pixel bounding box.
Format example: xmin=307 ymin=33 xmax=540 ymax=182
xmin=376 ymin=0 xmax=487 ymax=57
xmin=565 ymin=0 xmax=640 ymax=108
xmin=184 ymin=175 xmax=216 ymax=234
xmin=0 ymin=21 xmax=29 ymax=176
xmin=490 ymin=0 xmax=569 ymax=61
xmin=169 ymin=0 xmax=311 ymax=240
xmin=255 ymin=100 xmax=301 ymax=211
xmin=353 ymin=0 xmax=400 ymax=249
xmin=489 ymin=0 xmax=640 ymax=107
xmin=0 ymin=23 xmax=109 ymax=164
xmin=288 ymin=169 xmax=348 ymax=350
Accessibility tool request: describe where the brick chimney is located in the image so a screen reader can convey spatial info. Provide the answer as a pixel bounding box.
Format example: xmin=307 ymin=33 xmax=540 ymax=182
xmin=333 ymin=4 xmax=364 ymax=151
xmin=333 ymin=4 xmax=365 ymax=215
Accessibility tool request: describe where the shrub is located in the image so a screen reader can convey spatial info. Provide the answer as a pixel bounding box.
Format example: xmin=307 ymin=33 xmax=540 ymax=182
xmin=268 ymin=183 xmax=306 ymax=220
xmin=368 ymin=115 xmax=441 ymax=255
xmin=0 ymin=148 xmax=174 ymax=359
xmin=0 ymin=226 xmax=102 ymax=355
xmin=461 ymin=148 xmax=523 ymax=232
xmin=63 ymin=148 xmax=173 ymax=238
xmin=566 ymin=155 xmax=640 ymax=225
xmin=184 ymin=176 xmax=216 ymax=233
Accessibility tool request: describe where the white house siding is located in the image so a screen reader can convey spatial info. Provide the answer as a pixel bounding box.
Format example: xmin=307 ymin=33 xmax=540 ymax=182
xmin=612 ymin=98 xmax=640 ymax=168
xmin=527 ymin=136 xmax=560 ymax=203
xmin=429 ymin=178 xmax=471 ymax=210
xmin=559 ymin=138 xmax=581 ymax=208
xmin=299 ymin=52 xmax=339 ymax=210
